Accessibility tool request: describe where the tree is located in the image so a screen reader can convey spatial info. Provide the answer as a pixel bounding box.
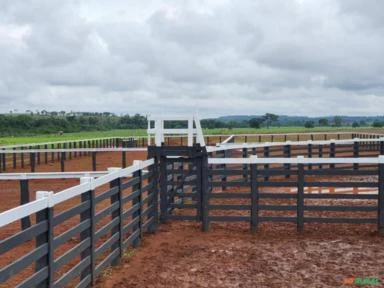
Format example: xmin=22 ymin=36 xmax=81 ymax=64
xmin=262 ymin=113 xmax=279 ymax=128
xmin=318 ymin=118 xmax=329 ymax=126
xmin=249 ymin=117 xmax=264 ymax=129
xmin=372 ymin=121 xmax=384 ymax=128
xmin=352 ymin=121 xmax=360 ymax=128
xmin=333 ymin=116 xmax=343 ymax=127
xmin=304 ymin=121 xmax=315 ymax=128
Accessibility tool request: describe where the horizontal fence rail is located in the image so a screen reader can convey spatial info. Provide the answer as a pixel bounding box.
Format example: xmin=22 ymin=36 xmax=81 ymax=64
xmin=0 ymin=158 xmax=158 ymax=287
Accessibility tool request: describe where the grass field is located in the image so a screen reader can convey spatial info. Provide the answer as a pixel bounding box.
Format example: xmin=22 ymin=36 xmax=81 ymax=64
xmin=0 ymin=126 xmax=382 ymax=146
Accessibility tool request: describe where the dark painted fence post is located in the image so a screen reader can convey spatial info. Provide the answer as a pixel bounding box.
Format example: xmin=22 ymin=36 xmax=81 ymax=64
xmin=44 ymin=144 xmax=48 ymax=164
xmin=297 ymin=156 xmax=305 ymax=232
xmin=148 ymin=161 xmax=159 ymax=233
xmin=13 ymin=148 xmax=16 ymax=169
xmin=37 ymin=145 xmax=41 ymax=165
xmin=159 ymin=156 xmax=168 ymax=223
xmin=2 ymin=149 xmax=6 ymax=171
xmin=109 ymin=168 xmax=122 ymax=265
xmin=318 ymin=145 xmax=323 ymax=170
xmin=330 ymin=141 xmax=336 ymax=169
xmin=20 ymin=179 xmax=31 ymax=229
xmin=284 ymin=143 xmax=291 ymax=178
xmin=201 ymin=150 xmax=210 ymax=232
xmin=264 ymin=146 xmax=270 ymax=181
xmin=308 ymin=142 xmax=313 ymax=170
xmin=35 ymin=191 xmax=54 ymax=288
xmin=21 ymin=147 xmax=25 ymax=168
xmin=79 ymin=177 xmax=95 ymax=285
xmin=242 ymin=146 xmax=248 ymax=182
xmin=354 ymin=139 xmax=360 ymax=171
xmin=132 ymin=162 xmax=142 ymax=247
xmin=30 ymin=152 xmax=36 ymax=172
xmin=379 ymin=156 xmax=384 ymax=235
xmin=60 ymin=151 xmax=65 ymax=172
xmin=92 ymin=152 xmax=97 ymax=171
xmin=250 ymin=156 xmax=259 ymax=233
xmin=122 ymin=141 xmax=127 ymax=168
xmin=380 ymin=139 xmax=384 ymax=155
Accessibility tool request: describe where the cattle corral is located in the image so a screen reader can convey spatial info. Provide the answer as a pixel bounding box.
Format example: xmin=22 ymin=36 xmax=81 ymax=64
xmin=1 ymin=131 xmax=384 ymax=288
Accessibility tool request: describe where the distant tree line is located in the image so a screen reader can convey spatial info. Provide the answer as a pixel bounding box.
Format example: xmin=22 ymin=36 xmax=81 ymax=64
xmin=0 ymin=112 xmax=147 ymax=136
xmin=1 ymin=110 xmax=383 ymax=137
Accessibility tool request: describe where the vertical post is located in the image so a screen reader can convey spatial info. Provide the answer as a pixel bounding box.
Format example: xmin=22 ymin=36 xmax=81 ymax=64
xmin=92 ymin=152 xmax=97 ymax=171
xmin=318 ymin=145 xmax=323 ymax=169
xmin=264 ymin=146 xmax=270 ymax=181
xmin=51 ymin=144 xmax=54 ymax=162
xmin=148 ymin=162 xmax=159 ymax=233
xmin=330 ymin=140 xmax=336 ymax=169
xmin=122 ymin=141 xmax=127 ymax=168
xmin=74 ymin=142 xmax=77 ymax=158
xmin=354 ymin=139 xmax=359 ymax=171
xmin=21 ymin=147 xmax=25 ymax=168
xmin=201 ymin=150 xmax=209 ymax=232
xmin=20 ymin=178 xmax=31 ymax=229
xmin=132 ymin=162 xmax=142 ymax=246
xmin=30 ymin=152 xmax=36 ymax=172
xmin=44 ymin=144 xmax=48 ymax=164
xmin=250 ymin=156 xmax=259 ymax=233
xmin=284 ymin=143 xmax=291 ymax=178
xmin=68 ymin=142 xmax=72 ymax=160
xmin=380 ymin=138 xmax=384 ymax=155
xmin=159 ymin=156 xmax=168 ymax=223
xmin=37 ymin=145 xmax=41 ymax=165
xmin=108 ymin=168 xmax=121 ymax=265
xmin=242 ymin=146 xmax=248 ymax=182
xmin=79 ymin=177 xmax=95 ymax=284
xmin=307 ymin=141 xmax=313 ymax=170
xmin=35 ymin=191 xmax=54 ymax=288
xmin=297 ymin=156 xmax=305 ymax=232
xmin=379 ymin=156 xmax=384 ymax=235
xmin=60 ymin=151 xmax=65 ymax=172
xmin=13 ymin=148 xmax=17 ymax=169
xmin=2 ymin=149 xmax=6 ymax=171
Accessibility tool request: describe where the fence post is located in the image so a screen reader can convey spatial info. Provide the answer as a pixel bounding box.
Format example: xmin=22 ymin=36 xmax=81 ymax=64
xmin=318 ymin=144 xmax=323 ymax=170
xmin=264 ymin=145 xmax=270 ymax=181
xmin=21 ymin=147 xmax=25 ymax=168
xmin=159 ymin=156 xmax=168 ymax=223
xmin=330 ymin=140 xmax=336 ymax=169
xmin=297 ymin=156 xmax=305 ymax=233
xmin=379 ymin=156 xmax=384 ymax=235
xmin=20 ymin=177 xmax=31 ymax=229
xmin=13 ymin=148 xmax=16 ymax=169
xmin=60 ymin=151 xmax=65 ymax=172
xmin=35 ymin=191 xmax=54 ymax=288
xmin=284 ymin=142 xmax=291 ymax=178
xmin=201 ymin=150 xmax=210 ymax=231
xmin=30 ymin=152 xmax=36 ymax=172
xmin=44 ymin=144 xmax=48 ymax=164
xmin=132 ymin=161 xmax=143 ymax=246
xmin=307 ymin=141 xmax=313 ymax=170
xmin=380 ymin=138 xmax=384 ymax=155
xmin=242 ymin=145 xmax=248 ymax=182
xmin=250 ymin=156 xmax=259 ymax=233
xmin=148 ymin=161 xmax=159 ymax=233
xmin=79 ymin=177 xmax=95 ymax=284
xmin=122 ymin=141 xmax=127 ymax=168
xmin=108 ymin=167 xmax=122 ymax=265
xmin=92 ymin=151 xmax=97 ymax=171
xmin=37 ymin=145 xmax=41 ymax=165
xmin=354 ymin=138 xmax=359 ymax=171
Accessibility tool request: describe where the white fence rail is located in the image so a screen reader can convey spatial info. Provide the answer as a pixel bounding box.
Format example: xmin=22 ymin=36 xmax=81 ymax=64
xmin=0 ymin=158 xmax=154 ymax=228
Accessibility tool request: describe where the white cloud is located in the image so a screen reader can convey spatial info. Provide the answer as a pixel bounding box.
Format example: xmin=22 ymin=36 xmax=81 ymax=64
xmin=0 ymin=0 xmax=384 ymax=117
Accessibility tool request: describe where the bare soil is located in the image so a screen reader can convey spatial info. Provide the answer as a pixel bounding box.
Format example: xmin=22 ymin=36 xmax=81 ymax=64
xmin=96 ymin=221 xmax=384 ymax=288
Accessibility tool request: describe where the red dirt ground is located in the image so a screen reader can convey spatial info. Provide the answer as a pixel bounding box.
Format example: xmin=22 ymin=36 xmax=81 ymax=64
xmin=96 ymin=221 xmax=384 ymax=288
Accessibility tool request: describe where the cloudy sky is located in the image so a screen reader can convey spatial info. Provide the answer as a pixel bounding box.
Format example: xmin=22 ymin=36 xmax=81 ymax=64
xmin=1 ymin=0 xmax=384 ymax=117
